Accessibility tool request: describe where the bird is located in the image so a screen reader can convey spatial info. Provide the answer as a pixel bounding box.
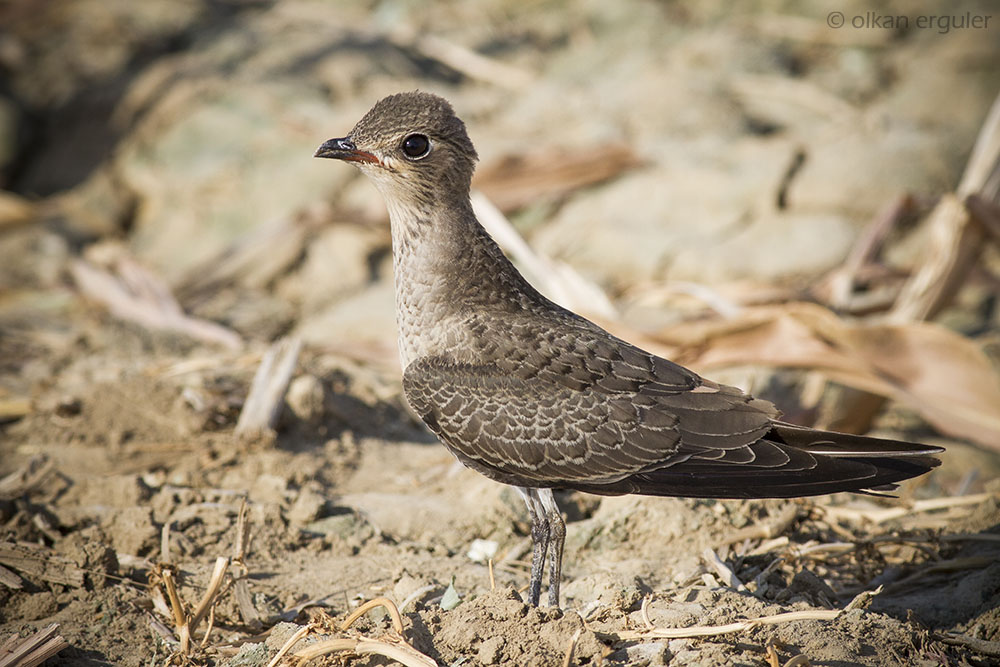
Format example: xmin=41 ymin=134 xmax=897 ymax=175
xmin=314 ymin=91 xmax=943 ymax=608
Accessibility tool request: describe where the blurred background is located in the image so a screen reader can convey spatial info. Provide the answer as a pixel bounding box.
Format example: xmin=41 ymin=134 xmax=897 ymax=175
xmin=1 ymin=0 xmax=999 ymax=664
xmin=3 ymin=0 xmax=999 ymax=459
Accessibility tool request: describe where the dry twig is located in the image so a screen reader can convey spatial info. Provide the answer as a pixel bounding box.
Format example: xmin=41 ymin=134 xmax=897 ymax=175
xmin=717 ymin=504 xmax=799 ymax=548
xmin=817 ymin=492 xmax=996 ymax=525
xmin=0 ymin=542 xmax=85 ymax=588
xmin=0 ymin=564 xmax=23 ymax=590
xmin=0 ymin=624 xmax=68 ymax=667
xmin=291 ymin=597 xmax=437 ymax=667
xmin=617 ymin=608 xmax=842 ymax=640
xmin=766 ymin=642 xmax=781 ymax=667
xmin=891 ymin=90 xmax=1000 ymax=322
xmin=294 ymin=637 xmax=436 ymax=667
xmin=271 ymin=2 xmax=533 ymax=90
xmin=151 ymin=556 xmax=231 ymax=655
xmin=0 ymin=396 xmax=30 ymax=421
xmin=388 ymin=28 xmax=533 ymax=90
xmin=702 ymin=548 xmax=747 ymax=592
xmin=617 ymin=588 xmax=880 ymax=640
xmin=472 ymin=192 xmax=617 ymax=319
xmin=234 ymin=337 xmax=303 ymax=440
xmin=935 ymin=632 xmax=1000 ymax=658
xmin=399 ymin=585 xmax=439 ymax=614
xmin=266 ymin=623 xmax=316 ymax=667
xmin=766 ymin=641 xmax=811 ymax=667
xmin=341 ymin=597 xmax=405 ymax=634
xmin=232 ymin=498 xmax=263 ymax=629
xmin=966 ymin=193 xmax=1000 ymax=241
xmin=561 ymin=628 xmax=582 ymax=667
xmin=0 ymin=455 xmax=54 ymax=500
xmin=474 ymin=145 xmax=641 ymax=212
xmin=71 ymin=256 xmax=242 ymax=350
xmin=882 ymin=557 xmax=995 ymax=593
xmin=812 ymin=193 xmax=916 ymax=313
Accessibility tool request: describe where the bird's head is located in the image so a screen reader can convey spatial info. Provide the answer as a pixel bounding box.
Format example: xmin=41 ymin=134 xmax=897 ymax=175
xmin=315 ymin=91 xmax=479 ymax=213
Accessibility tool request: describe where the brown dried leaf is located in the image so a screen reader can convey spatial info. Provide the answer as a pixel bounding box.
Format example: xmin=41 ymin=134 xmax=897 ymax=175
xmin=653 ymin=302 xmax=1000 ymax=449
xmin=474 ymin=145 xmax=642 ymax=213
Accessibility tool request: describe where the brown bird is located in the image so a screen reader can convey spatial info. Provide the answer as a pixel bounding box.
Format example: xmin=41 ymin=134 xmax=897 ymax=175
xmin=314 ymin=91 xmax=943 ymax=608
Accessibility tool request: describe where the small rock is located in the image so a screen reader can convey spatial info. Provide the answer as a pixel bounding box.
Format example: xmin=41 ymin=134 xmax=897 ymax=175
xmin=467 ymin=538 xmax=498 ymax=563
xmin=669 ymin=211 xmax=856 ymax=284
xmin=286 ymin=374 xmax=326 ymax=422
xmin=668 ymin=638 xmax=692 ymax=654
xmin=225 ymin=642 xmax=269 ymax=667
xmin=305 ymin=510 xmax=374 ymax=543
xmin=671 ymin=648 xmax=704 ymax=665
xmin=54 ymin=396 xmax=82 ymax=417
xmin=562 ymin=572 xmax=649 ymax=611
xmin=287 ymin=487 xmax=327 ymax=525
xmin=777 ymin=567 xmax=838 ymax=607
xmin=607 ymin=641 xmax=669 ymax=666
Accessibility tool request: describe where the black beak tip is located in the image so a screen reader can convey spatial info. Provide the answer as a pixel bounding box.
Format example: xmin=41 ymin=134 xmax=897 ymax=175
xmin=314 ymin=137 xmax=355 ymax=159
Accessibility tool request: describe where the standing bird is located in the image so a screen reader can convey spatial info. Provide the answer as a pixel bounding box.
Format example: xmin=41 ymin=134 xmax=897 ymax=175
xmin=314 ymin=92 xmax=942 ymax=608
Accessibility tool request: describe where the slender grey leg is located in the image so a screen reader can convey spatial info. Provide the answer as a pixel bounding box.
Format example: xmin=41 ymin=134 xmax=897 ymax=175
xmin=538 ymin=488 xmax=565 ymax=608
xmin=516 ymin=487 xmax=549 ymax=607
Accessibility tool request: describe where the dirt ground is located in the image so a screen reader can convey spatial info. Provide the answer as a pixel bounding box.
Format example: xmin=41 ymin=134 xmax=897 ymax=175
xmin=3 ymin=0 xmax=1000 ymax=665
xmin=1 ymin=315 xmax=999 ymax=666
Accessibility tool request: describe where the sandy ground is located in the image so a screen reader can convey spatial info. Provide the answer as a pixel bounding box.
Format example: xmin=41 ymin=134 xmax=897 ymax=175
xmin=1 ymin=316 xmax=998 ymax=665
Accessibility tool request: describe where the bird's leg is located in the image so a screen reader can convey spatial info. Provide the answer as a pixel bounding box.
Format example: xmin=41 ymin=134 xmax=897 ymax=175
xmin=538 ymin=488 xmax=565 ymax=608
xmin=516 ymin=487 xmax=549 ymax=607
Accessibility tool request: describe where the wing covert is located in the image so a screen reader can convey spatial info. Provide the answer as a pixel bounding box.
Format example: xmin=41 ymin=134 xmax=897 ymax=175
xmin=402 ymin=357 xmax=683 ymax=485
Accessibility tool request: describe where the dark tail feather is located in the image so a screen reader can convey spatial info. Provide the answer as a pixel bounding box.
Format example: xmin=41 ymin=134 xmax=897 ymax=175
xmin=769 ymin=422 xmax=945 ymax=458
xmin=570 ymin=424 xmax=943 ymax=499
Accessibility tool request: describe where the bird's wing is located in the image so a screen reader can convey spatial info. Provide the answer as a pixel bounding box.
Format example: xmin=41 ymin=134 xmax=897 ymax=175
xmin=402 ymin=313 xmax=942 ymax=496
xmin=497 ymin=317 xmax=782 ymax=458
xmin=403 ymin=357 xmax=674 ymax=484
xmin=401 ymin=349 xmax=776 ymax=486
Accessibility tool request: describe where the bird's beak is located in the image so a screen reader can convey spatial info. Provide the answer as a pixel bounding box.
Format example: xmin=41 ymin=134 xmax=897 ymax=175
xmin=314 ymin=137 xmax=380 ymax=164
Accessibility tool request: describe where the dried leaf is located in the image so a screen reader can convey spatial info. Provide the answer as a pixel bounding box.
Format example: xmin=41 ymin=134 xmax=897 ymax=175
xmin=652 ymin=302 xmax=1000 ymax=450
xmin=474 ymin=145 xmax=641 ymax=213
xmin=440 ymin=579 xmax=461 ymax=611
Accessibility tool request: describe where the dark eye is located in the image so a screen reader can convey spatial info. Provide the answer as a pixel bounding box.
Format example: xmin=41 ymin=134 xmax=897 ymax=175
xmin=402 ymin=134 xmax=431 ymax=159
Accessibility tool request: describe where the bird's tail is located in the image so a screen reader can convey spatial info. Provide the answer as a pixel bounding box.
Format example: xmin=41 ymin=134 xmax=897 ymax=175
xmin=570 ymin=423 xmax=944 ymax=499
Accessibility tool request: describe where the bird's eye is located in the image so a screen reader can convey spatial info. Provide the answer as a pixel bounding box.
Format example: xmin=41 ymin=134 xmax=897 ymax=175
xmin=401 ymin=134 xmax=431 ymax=159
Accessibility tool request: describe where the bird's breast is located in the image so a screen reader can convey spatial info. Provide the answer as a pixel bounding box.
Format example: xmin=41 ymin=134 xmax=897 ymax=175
xmin=388 ymin=207 xmax=541 ymax=369
xmin=392 ymin=254 xmax=484 ymax=369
